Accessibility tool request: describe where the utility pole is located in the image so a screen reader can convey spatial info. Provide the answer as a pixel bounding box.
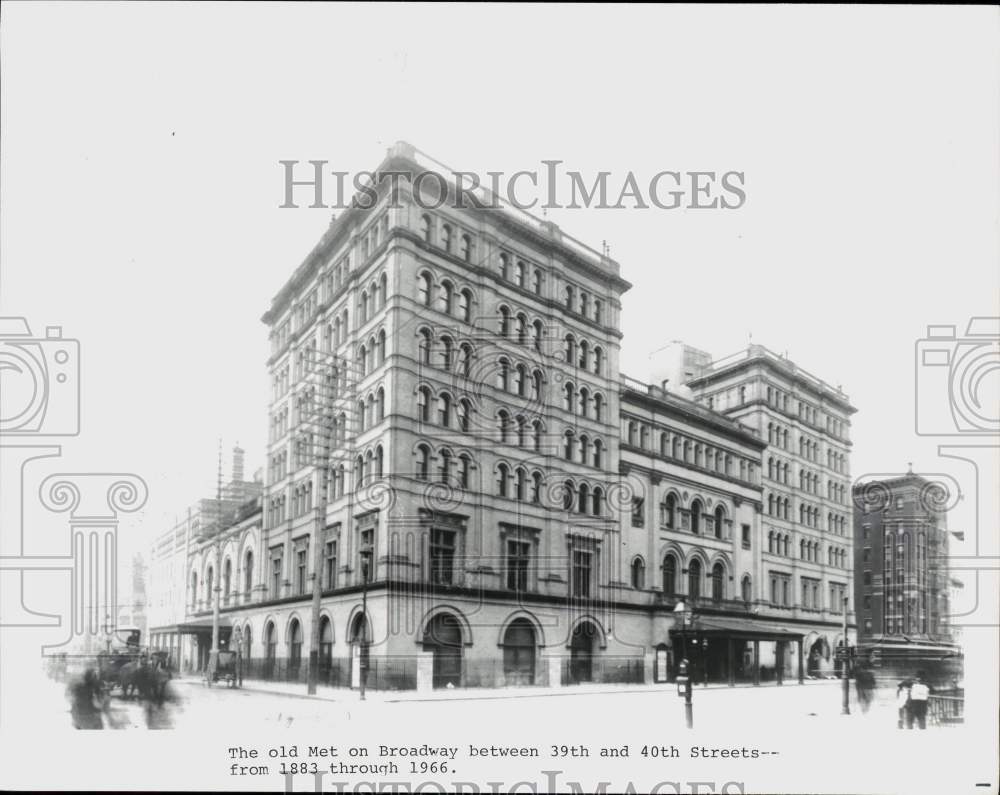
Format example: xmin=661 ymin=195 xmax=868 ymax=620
xmin=210 ymin=440 xmax=223 ymax=679
xmin=307 ymin=354 xmax=337 ymax=695
xmin=841 ymin=595 xmax=850 ymax=715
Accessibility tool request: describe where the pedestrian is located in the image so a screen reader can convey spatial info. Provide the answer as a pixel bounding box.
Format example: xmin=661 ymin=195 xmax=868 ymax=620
xmin=896 ymin=677 xmax=912 ymax=729
xmin=855 ymin=663 xmax=875 ymax=714
xmin=68 ymin=668 xmax=104 ymax=730
xmin=907 ymin=671 xmax=932 ymax=729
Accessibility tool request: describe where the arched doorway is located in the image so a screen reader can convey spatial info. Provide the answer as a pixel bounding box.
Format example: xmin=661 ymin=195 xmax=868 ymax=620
xmin=264 ymin=621 xmax=276 ymax=679
xmin=319 ymin=616 xmax=333 ymax=683
xmin=808 ymin=637 xmax=828 ymax=678
xmin=242 ymin=625 xmax=252 ymax=660
xmin=502 ymin=619 xmax=536 ymax=686
xmin=423 ymin=613 xmax=463 ymax=688
xmin=288 ymin=619 xmax=303 ymax=679
xmin=569 ymin=622 xmax=599 ymax=683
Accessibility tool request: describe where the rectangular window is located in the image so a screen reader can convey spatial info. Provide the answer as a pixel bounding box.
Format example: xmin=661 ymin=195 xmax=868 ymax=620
xmin=741 ymin=524 xmax=751 ymax=549
xmin=571 ymin=550 xmax=592 ymax=598
xmin=631 ymin=498 xmax=644 ymax=528
xmin=271 ymin=551 xmax=282 ymax=596
xmin=324 ymin=540 xmax=337 ymax=590
xmin=359 ymin=528 xmax=374 ymax=584
xmin=507 ymin=540 xmax=530 ymax=592
xmin=430 ymin=528 xmax=456 ymax=585
xmin=296 ymin=547 xmax=308 ymax=595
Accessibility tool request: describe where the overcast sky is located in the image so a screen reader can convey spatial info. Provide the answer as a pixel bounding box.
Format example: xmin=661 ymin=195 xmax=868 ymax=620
xmin=2 ymin=3 xmax=997 ymax=563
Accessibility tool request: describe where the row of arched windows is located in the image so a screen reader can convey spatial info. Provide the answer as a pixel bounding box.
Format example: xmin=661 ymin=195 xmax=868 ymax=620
xmin=799 ymin=434 xmax=819 ymax=463
xmin=557 ymin=479 xmax=605 ymax=516
xmin=498 ymin=305 xmax=544 ymax=351
xmin=416 ymin=386 xmax=473 ymax=431
xmin=357 ymin=273 xmax=389 ymax=326
xmin=562 ymin=429 xmax=605 ymax=468
xmin=357 ymin=329 xmax=387 ymax=377
xmin=416 ymin=328 xmax=475 ymax=377
xmin=655 ymin=554 xmax=735 ymax=601
xmin=354 ymin=445 xmax=385 ymax=487
xmin=626 ymin=422 xmax=754 ymax=483
xmin=563 ymin=333 xmax=605 ymax=375
xmin=827 ymin=449 xmax=847 ymax=474
xmin=420 ymin=214 xmax=475 ymax=264
xmin=768 ymin=531 xmax=791 ymax=556
xmin=417 ymin=270 xmax=475 ymax=322
xmin=828 ymin=513 xmax=847 ymax=535
xmin=563 ymin=282 xmax=603 ymax=325
xmin=356 ymin=387 xmax=386 ymax=432
xmin=563 ymin=381 xmax=605 ymax=420
xmin=496 ymin=463 xmax=545 ymax=504
xmin=658 ymin=494 xmax=726 ymax=538
xmin=292 ymin=480 xmax=313 ymax=518
xmin=321 ymin=308 xmax=351 ymax=353
xmin=767 ymin=457 xmax=790 ymax=484
xmin=415 ymin=442 xmax=475 ymax=488
xmin=499 ymin=252 xmax=544 ymax=296
xmin=499 ymin=410 xmax=545 ymax=450
xmin=767 ymin=422 xmax=790 ymax=450
xmin=192 ymin=549 xmax=256 ymax=610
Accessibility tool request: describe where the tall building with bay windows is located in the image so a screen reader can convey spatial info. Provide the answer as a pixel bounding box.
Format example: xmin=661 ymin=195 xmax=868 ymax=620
xmin=851 ymin=470 xmax=961 ymax=679
xmin=174 ymin=142 xmax=859 ymax=691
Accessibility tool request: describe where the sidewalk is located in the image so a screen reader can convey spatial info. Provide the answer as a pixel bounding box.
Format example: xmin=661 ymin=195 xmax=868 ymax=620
xmin=173 ymin=672 xmax=840 ymax=704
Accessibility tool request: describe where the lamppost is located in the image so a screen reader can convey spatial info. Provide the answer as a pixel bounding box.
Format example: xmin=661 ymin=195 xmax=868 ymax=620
xmin=233 ymin=625 xmax=243 ymax=688
xmin=841 ymin=595 xmax=850 ymax=715
xmin=359 ymin=544 xmax=372 ymax=701
xmin=674 ymin=599 xmax=694 ymax=728
xmin=103 ymin=613 xmax=113 ymax=653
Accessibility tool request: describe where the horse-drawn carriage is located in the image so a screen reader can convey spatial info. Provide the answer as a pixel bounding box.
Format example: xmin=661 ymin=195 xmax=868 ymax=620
xmin=96 ymin=646 xmax=171 ymax=700
xmin=205 ymin=649 xmax=241 ymax=688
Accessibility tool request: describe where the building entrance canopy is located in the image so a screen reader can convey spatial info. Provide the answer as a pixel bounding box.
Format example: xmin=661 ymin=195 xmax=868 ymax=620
xmin=690 ymin=615 xmax=806 ymax=642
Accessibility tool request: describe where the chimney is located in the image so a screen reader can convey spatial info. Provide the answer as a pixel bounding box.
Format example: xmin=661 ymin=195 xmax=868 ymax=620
xmin=232 ymin=445 xmax=245 ymax=484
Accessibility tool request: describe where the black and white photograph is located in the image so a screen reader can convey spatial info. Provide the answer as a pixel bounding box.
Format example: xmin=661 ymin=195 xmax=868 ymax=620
xmin=0 ymin=4 xmax=997 ymax=793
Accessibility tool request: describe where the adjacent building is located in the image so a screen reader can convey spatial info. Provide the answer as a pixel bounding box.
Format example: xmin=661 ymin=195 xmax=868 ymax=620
xmin=851 ymin=469 xmax=961 ymax=679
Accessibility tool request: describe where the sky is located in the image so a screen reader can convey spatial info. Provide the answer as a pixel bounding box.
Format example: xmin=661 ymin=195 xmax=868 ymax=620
xmin=1 ymin=3 xmax=998 ymax=566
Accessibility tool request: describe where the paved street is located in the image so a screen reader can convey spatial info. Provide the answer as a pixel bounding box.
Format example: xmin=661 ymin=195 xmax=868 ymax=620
xmin=38 ymin=671 xmax=936 ymax=736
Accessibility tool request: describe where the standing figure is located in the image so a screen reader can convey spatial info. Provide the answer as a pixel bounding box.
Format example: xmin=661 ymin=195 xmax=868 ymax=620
xmin=855 ymin=663 xmax=875 ymax=714
xmin=68 ymin=668 xmax=104 ymax=730
xmin=907 ymin=671 xmax=932 ymax=729
xmin=896 ymin=677 xmax=912 ymax=729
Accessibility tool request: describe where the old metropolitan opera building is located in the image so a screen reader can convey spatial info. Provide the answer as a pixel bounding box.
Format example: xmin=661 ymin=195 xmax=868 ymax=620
xmin=149 ymin=142 xmax=857 ymax=692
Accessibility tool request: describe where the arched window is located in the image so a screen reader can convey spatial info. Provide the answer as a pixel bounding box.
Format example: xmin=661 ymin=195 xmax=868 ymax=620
xmin=578 ymin=386 xmax=590 ymax=418
xmin=564 ymin=430 xmax=575 ymax=461
xmin=594 ymin=299 xmax=602 ymax=324
xmin=498 ymin=410 xmax=511 ymax=443
xmin=564 ymin=334 xmax=576 ymax=363
xmin=563 ymin=481 xmax=574 ymax=511
xmin=690 ymin=499 xmax=703 ymax=534
xmin=418 ymin=328 xmax=432 ymax=364
xmin=662 ymin=493 xmax=677 ymax=528
xmin=223 ymin=558 xmax=232 ymax=601
xmin=564 ymin=382 xmax=575 ymax=412
xmin=711 ymin=562 xmax=724 ymax=601
xmin=578 ymin=340 xmax=589 ymax=370
xmin=516 ymin=260 xmax=527 ymax=288
xmin=438 ymin=281 xmax=454 ymax=314
xmin=243 ymin=550 xmax=253 ymax=596
xmin=440 ymin=223 xmax=452 ymax=252
xmin=688 ymin=559 xmax=702 ymax=598
xmin=376 ymin=387 xmax=385 ymax=422
xmin=741 ymin=575 xmax=752 ymax=603
xmin=533 ymin=268 xmax=543 ymax=294
xmin=378 ymin=273 xmax=387 ymax=308
xmin=593 ymin=346 xmax=603 ymax=375
xmin=375 ymin=445 xmax=384 ymax=479
xmin=459 ymin=343 xmax=473 ymax=377
xmin=459 ymin=289 xmax=472 ymax=322
xmin=515 ymin=467 xmax=527 ymax=501
xmin=565 ymin=285 xmax=575 ymax=309
xmin=631 ymin=557 xmax=646 ymax=590
xmin=417 ymin=386 xmax=431 ymax=422
xmin=499 ymin=306 xmax=511 ymax=337
xmin=531 ymin=471 xmax=543 ymax=504
xmin=496 ymin=463 xmax=510 ymax=497
xmin=439 ymin=335 xmax=453 ymax=370
xmin=499 ymin=253 xmax=511 ymax=280
xmin=439 ymin=449 xmax=452 ymax=484
xmin=591 ymin=486 xmax=604 ymax=516
xmin=593 ymin=393 xmax=604 ymax=421
xmin=460 ymin=234 xmax=471 ymax=262
xmin=416 ymin=444 xmax=431 ymax=481
xmin=355 ymin=454 xmax=365 ymax=488
xmin=532 ymin=420 xmax=543 ymax=451
xmin=457 ymin=399 xmax=471 ymax=432
xmin=532 ymin=320 xmax=543 ymax=352
xmin=497 ymin=358 xmax=510 ymax=391
xmin=516 ymin=313 xmax=528 ymax=345
xmin=714 ymin=506 xmax=724 ymax=539
xmin=376 ymin=329 xmax=386 ymax=365
xmin=420 ymin=214 xmax=432 ymax=242
xmin=438 ymin=393 xmax=452 ymax=427
xmin=662 ymin=554 xmax=677 ymax=595
xmin=578 ymin=434 xmax=589 ymax=464
xmin=458 ymin=454 xmax=472 ymax=489
xmin=577 ymin=482 xmax=590 ymax=514
xmin=592 ymin=439 xmax=603 ymax=468
xmin=532 ymin=369 xmax=543 ymax=400
xmin=515 ymin=364 xmax=526 ymax=396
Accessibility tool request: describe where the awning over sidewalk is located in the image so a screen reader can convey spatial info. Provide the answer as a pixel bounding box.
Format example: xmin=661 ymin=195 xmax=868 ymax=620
xmin=157 ymin=617 xmax=232 ymax=636
xmin=687 ymin=615 xmax=805 ymax=641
